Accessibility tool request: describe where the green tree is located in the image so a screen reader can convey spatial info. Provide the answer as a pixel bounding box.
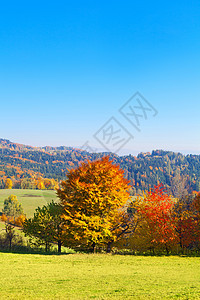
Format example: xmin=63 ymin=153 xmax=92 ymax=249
xmin=2 ymin=195 xmax=24 ymax=219
xmin=20 ymin=178 xmax=36 ymax=189
xmin=5 ymin=224 xmax=15 ymax=251
xmin=23 ymin=201 xmax=65 ymax=253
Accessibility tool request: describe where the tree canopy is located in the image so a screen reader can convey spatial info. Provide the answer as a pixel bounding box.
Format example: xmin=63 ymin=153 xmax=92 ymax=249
xmin=57 ymin=156 xmax=131 ymax=251
xmin=23 ymin=201 xmax=65 ymax=252
xmin=4 ymin=178 xmax=13 ymax=189
xmin=3 ymin=194 xmax=24 ymax=218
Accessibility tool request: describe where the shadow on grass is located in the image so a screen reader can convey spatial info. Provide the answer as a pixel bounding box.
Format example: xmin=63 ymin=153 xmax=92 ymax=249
xmin=1 ymin=244 xmax=200 ymax=257
xmin=111 ymin=249 xmax=200 ymax=257
xmin=0 ymin=246 xmax=76 ymax=256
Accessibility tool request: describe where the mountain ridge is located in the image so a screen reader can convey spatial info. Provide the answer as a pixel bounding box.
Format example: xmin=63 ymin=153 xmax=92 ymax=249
xmin=0 ymin=138 xmax=200 ymax=195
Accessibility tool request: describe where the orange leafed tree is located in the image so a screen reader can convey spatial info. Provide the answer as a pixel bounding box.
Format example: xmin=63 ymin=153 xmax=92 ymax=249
xmin=57 ymin=156 xmax=131 ymax=252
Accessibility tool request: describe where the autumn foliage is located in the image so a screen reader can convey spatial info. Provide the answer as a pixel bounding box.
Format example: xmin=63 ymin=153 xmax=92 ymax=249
xmin=131 ymin=185 xmax=177 ymax=252
xmin=118 ymin=187 xmax=200 ymax=254
xmin=1 ymin=194 xmax=26 ymax=227
xmin=4 ymin=178 xmax=13 ymax=189
xmin=1 ymin=155 xmax=200 ymax=254
xmin=57 ymin=156 xmax=131 ymax=251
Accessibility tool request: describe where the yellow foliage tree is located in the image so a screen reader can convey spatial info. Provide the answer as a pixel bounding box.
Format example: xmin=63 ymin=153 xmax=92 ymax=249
xmin=4 ymin=178 xmax=13 ymax=189
xmin=57 ymin=156 xmax=131 ymax=252
xmin=37 ymin=181 xmax=45 ymax=190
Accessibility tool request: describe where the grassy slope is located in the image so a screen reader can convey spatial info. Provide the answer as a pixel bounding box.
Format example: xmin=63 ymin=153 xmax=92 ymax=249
xmin=0 ymin=189 xmax=57 ymax=218
xmin=0 ymin=189 xmax=57 ymax=232
xmin=0 ymin=253 xmax=199 ymax=299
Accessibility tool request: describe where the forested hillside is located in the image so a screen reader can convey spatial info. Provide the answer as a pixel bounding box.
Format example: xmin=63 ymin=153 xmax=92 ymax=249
xmin=0 ymin=139 xmax=200 ymax=194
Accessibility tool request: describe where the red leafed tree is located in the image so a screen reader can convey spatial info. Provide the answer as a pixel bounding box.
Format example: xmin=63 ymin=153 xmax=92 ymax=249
xmin=136 ymin=184 xmax=177 ymax=253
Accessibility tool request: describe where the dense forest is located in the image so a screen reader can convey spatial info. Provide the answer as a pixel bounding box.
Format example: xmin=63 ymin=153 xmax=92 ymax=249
xmin=0 ymin=138 xmax=200 ymax=195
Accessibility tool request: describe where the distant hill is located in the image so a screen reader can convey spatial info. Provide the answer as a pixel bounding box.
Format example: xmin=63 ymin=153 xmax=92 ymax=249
xmin=0 ymin=138 xmax=75 ymax=152
xmin=0 ymin=138 xmax=200 ymax=195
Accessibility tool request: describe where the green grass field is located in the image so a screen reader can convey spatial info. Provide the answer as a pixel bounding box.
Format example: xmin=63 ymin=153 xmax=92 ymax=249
xmin=0 ymin=191 xmax=199 ymax=299
xmin=0 ymin=253 xmax=199 ymax=299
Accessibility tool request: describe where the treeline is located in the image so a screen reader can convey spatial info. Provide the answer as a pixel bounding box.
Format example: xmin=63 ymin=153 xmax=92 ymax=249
xmin=1 ymin=177 xmax=59 ymax=190
xmin=119 ymin=187 xmax=200 ymax=255
xmin=1 ymin=157 xmax=200 ymax=255
xmin=1 ymin=139 xmax=200 ymax=195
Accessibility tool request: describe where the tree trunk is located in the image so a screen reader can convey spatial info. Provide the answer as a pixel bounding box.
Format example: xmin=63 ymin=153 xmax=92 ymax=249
xmin=45 ymin=242 xmax=48 ymax=252
xmin=9 ymin=238 xmax=12 ymax=251
xmin=179 ymin=233 xmax=183 ymax=253
xmin=58 ymin=240 xmax=62 ymax=253
xmin=92 ymin=242 xmax=96 ymax=253
xmin=107 ymin=241 xmax=112 ymax=253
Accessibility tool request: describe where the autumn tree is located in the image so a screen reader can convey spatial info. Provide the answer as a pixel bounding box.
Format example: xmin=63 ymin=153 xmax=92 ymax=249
xmin=4 ymin=224 xmax=15 ymax=250
xmin=57 ymin=156 xmax=131 ymax=252
xmin=20 ymin=178 xmax=36 ymax=189
xmin=2 ymin=195 xmax=24 ymax=219
xmin=36 ymin=180 xmax=45 ymax=190
xmin=190 ymin=193 xmax=200 ymax=250
xmin=1 ymin=195 xmax=25 ymax=231
xmin=170 ymin=172 xmax=189 ymax=199
xmin=132 ymin=185 xmax=177 ymax=254
xmin=4 ymin=178 xmax=13 ymax=189
xmin=172 ymin=195 xmax=196 ymax=252
xmin=113 ymin=201 xmax=141 ymax=252
xmin=43 ymin=178 xmax=59 ymax=190
xmin=23 ymin=201 xmax=65 ymax=252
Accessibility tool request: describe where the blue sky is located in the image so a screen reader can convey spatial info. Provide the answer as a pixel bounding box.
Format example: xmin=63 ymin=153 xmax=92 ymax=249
xmin=0 ymin=1 xmax=200 ymax=155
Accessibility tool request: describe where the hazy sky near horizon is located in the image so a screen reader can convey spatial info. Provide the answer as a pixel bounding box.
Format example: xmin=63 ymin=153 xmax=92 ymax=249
xmin=0 ymin=1 xmax=200 ymax=155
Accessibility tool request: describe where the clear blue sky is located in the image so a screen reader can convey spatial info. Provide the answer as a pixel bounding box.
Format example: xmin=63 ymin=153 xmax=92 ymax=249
xmin=0 ymin=0 xmax=200 ymax=155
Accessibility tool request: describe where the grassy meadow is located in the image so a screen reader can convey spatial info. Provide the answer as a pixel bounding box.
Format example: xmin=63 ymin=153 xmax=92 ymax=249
xmin=0 ymin=253 xmax=199 ymax=299
xmin=0 ymin=190 xmax=200 ymax=299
